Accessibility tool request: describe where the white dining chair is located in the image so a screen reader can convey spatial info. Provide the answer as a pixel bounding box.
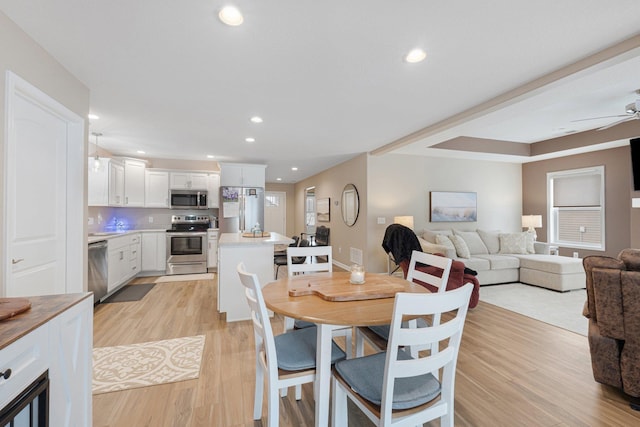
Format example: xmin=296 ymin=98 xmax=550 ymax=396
xmin=355 ymin=250 xmax=452 ymax=357
xmin=237 ymin=262 xmax=346 ymax=426
xmin=332 ymin=283 xmax=473 ymax=427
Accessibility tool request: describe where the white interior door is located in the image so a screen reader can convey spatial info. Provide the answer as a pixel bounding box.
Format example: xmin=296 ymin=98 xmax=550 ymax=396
xmin=4 ymin=72 xmax=84 ymax=297
xmin=264 ymin=191 xmax=286 ymax=236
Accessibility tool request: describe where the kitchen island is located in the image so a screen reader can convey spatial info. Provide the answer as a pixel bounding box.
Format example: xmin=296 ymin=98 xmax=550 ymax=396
xmin=217 ymin=231 xmax=293 ymax=322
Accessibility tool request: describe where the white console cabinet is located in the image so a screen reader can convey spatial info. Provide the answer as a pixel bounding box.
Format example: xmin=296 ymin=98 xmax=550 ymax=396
xmin=0 ymin=295 xmax=93 ymax=427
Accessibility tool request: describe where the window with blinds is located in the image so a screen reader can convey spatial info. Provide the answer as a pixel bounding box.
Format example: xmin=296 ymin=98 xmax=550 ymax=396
xmin=548 ymin=166 xmax=605 ymax=250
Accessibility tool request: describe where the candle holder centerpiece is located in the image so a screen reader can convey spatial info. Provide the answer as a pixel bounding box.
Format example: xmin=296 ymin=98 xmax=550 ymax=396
xmin=350 ymin=263 xmax=365 ymax=284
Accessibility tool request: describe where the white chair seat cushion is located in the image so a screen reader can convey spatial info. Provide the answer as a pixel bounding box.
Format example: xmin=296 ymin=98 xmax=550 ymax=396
xmin=367 ymin=318 xmax=429 ymax=341
xmin=275 ymin=326 xmax=346 ymax=371
xmin=335 ymin=349 xmax=441 ymax=410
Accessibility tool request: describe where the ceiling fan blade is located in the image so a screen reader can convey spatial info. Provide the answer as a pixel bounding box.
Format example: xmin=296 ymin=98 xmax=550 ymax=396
xmin=571 ymin=114 xmax=630 ymax=123
xmin=597 ymin=114 xmax=638 ymax=131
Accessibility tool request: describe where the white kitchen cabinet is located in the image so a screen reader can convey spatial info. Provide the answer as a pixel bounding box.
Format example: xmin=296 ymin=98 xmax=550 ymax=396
xmin=145 ymin=170 xmax=169 ymax=207
xmin=124 ymin=159 xmax=146 ymax=207
xmin=207 ymin=229 xmax=219 ymax=268
xmin=88 ymin=157 xmax=124 ymax=206
xmin=170 ymin=172 xmax=208 ymax=190
xmin=107 ymin=233 xmax=140 ymax=292
xmin=207 ymin=173 xmax=221 ymax=208
xmin=141 ymin=231 xmax=167 ymax=273
xmin=219 ymin=162 xmax=266 ymax=187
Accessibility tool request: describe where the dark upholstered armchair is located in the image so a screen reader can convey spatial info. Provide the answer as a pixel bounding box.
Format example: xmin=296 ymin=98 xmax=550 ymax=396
xmin=583 ymin=249 xmax=640 ymax=409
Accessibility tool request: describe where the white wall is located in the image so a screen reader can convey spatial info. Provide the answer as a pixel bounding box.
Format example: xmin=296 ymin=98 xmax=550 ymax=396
xmin=366 ymin=154 xmax=522 ymax=272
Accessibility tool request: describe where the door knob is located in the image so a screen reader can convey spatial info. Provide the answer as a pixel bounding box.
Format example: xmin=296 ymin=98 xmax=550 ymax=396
xmin=12 ymin=258 xmax=24 ymax=264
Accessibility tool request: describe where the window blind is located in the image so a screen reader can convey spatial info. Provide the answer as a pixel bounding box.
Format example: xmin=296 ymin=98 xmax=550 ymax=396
xmin=553 ymin=174 xmax=601 ymax=207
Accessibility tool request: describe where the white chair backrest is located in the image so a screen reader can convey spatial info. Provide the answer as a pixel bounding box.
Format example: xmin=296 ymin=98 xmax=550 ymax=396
xmin=406 ymin=250 xmax=452 ymax=293
xmin=237 ymin=262 xmax=278 ymax=376
xmin=380 ymin=283 xmax=473 ymax=425
xmin=287 ymin=245 xmax=333 ymax=276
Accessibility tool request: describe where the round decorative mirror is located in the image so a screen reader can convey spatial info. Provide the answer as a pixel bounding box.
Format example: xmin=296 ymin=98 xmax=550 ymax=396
xmin=341 ymin=184 xmax=360 ymax=227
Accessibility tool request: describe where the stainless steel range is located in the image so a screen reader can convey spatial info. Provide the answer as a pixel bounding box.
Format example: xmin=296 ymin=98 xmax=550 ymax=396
xmin=166 ymin=215 xmax=210 ymax=275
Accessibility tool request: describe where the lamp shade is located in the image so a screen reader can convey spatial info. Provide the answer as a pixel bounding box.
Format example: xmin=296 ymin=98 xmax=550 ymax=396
xmin=522 ymin=215 xmax=542 ymax=229
xmin=394 ymin=216 xmax=414 ymax=230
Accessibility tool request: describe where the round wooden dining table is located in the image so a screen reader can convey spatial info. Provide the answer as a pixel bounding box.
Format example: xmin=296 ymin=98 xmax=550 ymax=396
xmin=262 ymin=271 xmax=429 ymax=427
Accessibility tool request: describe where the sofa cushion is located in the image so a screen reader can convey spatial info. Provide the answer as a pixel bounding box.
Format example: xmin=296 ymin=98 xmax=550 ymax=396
xmin=474 ymin=254 xmax=520 ymax=270
xmin=477 ymin=229 xmax=501 ymax=254
xmin=419 ymin=236 xmax=456 ymax=259
xmin=435 ymin=235 xmax=458 ymax=258
xmin=422 ymin=229 xmax=452 ymax=244
xmin=499 ymin=233 xmax=529 ymax=254
xmin=458 ymin=257 xmax=490 ymax=272
xmin=453 ymin=230 xmax=489 ymax=255
xmin=450 ymin=235 xmax=471 ymax=259
xmin=516 ymin=254 xmax=585 ymax=274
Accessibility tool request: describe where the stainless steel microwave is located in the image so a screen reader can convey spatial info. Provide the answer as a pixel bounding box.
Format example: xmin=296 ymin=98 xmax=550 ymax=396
xmin=170 ymin=189 xmax=208 ymax=209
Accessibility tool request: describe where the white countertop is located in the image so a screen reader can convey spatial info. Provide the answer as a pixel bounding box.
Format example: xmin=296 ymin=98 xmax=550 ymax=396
xmin=218 ymin=231 xmax=293 ymax=246
xmin=87 ymin=228 xmax=167 ymax=243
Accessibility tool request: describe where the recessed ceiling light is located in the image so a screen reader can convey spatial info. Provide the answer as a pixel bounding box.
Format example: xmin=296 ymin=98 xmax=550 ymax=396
xmin=137 ymin=150 xmax=145 ymax=154
xmin=245 ymin=137 xmax=255 ymax=143
xmin=405 ymin=48 xmax=427 ymax=63
xmin=207 ymin=154 xmax=215 ymax=159
xmin=250 ymin=116 xmax=263 ymax=123
xmin=291 ymin=167 xmax=298 ymax=171
xmin=88 ymin=114 xmax=99 ymax=120
xmin=276 ymin=177 xmax=282 ymax=181
xmin=219 ymin=6 xmax=243 ymax=26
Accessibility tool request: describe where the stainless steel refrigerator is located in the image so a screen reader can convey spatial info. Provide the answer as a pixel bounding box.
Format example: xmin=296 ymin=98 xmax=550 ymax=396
xmin=219 ymin=186 xmax=265 ymax=233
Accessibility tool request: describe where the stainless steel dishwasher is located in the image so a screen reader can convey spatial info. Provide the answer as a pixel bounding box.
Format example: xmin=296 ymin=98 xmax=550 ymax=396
xmin=88 ymin=240 xmax=108 ymax=304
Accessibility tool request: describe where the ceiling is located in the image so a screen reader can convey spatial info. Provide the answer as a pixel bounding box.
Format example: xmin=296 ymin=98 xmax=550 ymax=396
xmin=2 ymin=1 xmax=640 ymax=183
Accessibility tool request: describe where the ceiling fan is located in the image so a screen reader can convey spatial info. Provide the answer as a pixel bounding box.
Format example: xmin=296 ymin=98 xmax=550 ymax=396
xmin=571 ymin=90 xmax=640 ymax=131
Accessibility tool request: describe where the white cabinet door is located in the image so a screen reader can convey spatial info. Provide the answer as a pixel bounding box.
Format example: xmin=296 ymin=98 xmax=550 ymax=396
xmin=207 ymin=230 xmax=218 ymax=268
xmin=124 ymin=159 xmax=145 ymax=206
xmin=145 ymin=170 xmax=169 ymax=207
xmin=107 ymin=236 xmax=130 ymax=292
xmin=170 ymin=172 xmax=209 ymax=189
xmin=88 ymin=157 xmax=110 ymax=206
xmin=141 ymin=232 xmax=167 ymax=272
xmin=207 ymin=173 xmax=221 ymax=208
xmin=219 ymin=164 xmax=243 ymax=186
xmin=109 ymin=161 xmax=125 ymax=206
xmin=241 ymin=165 xmax=266 ymax=188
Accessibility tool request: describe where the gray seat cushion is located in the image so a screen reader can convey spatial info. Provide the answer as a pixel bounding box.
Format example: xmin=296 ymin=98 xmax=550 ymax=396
xmin=294 ymin=319 xmax=315 ymax=329
xmin=335 ymin=349 xmax=441 ymax=410
xmin=368 ymin=318 xmax=429 ymax=341
xmin=275 ymin=326 xmax=346 ymax=371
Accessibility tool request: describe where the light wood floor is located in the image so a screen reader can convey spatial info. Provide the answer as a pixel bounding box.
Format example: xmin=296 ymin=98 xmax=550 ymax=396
xmin=92 ymin=276 xmax=640 ymax=426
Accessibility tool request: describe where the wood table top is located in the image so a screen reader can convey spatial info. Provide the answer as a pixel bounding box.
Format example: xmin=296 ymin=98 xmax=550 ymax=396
xmin=262 ymin=271 xmax=429 ymax=326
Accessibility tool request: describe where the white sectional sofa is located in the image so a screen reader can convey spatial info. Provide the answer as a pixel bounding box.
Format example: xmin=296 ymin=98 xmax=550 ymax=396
xmin=418 ymin=228 xmax=586 ymax=291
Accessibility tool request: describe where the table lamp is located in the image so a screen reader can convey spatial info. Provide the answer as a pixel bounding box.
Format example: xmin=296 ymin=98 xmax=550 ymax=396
xmin=522 ymin=215 xmax=542 ymax=240
xmin=393 ymin=216 xmax=414 ymax=230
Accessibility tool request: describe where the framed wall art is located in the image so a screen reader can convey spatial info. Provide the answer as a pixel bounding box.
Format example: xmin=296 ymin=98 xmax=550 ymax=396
xmin=430 ymin=191 xmax=477 ymax=222
xmin=317 ymin=197 xmax=330 ymax=222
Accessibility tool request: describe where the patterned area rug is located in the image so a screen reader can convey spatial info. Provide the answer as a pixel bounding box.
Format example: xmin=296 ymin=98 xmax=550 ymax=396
xmin=480 ymin=283 xmax=588 ymax=335
xmin=154 ymin=273 xmax=214 ymax=283
xmin=93 ymin=335 xmax=205 ymax=394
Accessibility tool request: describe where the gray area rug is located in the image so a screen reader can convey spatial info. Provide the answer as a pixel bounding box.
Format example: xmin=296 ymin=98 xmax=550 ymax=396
xmin=480 ymin=283 xmax=588 ymax=336
xmin=103 ymin=283 xmax=155 ymax=303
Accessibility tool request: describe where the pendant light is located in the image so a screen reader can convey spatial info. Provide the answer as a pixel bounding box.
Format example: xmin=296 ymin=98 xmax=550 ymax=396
xmin=91 ymin=132 xmax=103 ymax=172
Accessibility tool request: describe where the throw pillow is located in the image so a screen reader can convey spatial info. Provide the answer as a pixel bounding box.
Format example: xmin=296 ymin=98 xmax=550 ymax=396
xmin=453 ymin=230 xmax=489 ymax=255
xmin=449 ymin=235 xmax=471 ymax=259
xmin=524 ymin=230 xmax=535 ymax=254
xmin=418 ymin=237 xmax=457 ymax=259
xmin=422 ymin=229 xmax=452 ymax=244
xmin=476 ymin=229 xmax=501 ymax=254
xmin=498 ymin=233 xmax=528 ymax=254
xmin=434 ymin=234 xmax=457 ymax=258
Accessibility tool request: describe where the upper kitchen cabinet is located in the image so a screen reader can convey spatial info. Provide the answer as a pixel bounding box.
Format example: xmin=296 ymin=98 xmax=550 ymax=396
xmin=123 ymin=159 xmax=146 ymax=207
xmin=219 ymin=163 xmax=266 ymax=188
xmin=170 ymin=172 xmax=208 ymax=190
xmin=88 ymin=157 xmax=124 ymax=206
xmin=145 ymin=170 xmax=169 ymax=208
xmin=207 ymin=173 xmax=221 ymax=208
